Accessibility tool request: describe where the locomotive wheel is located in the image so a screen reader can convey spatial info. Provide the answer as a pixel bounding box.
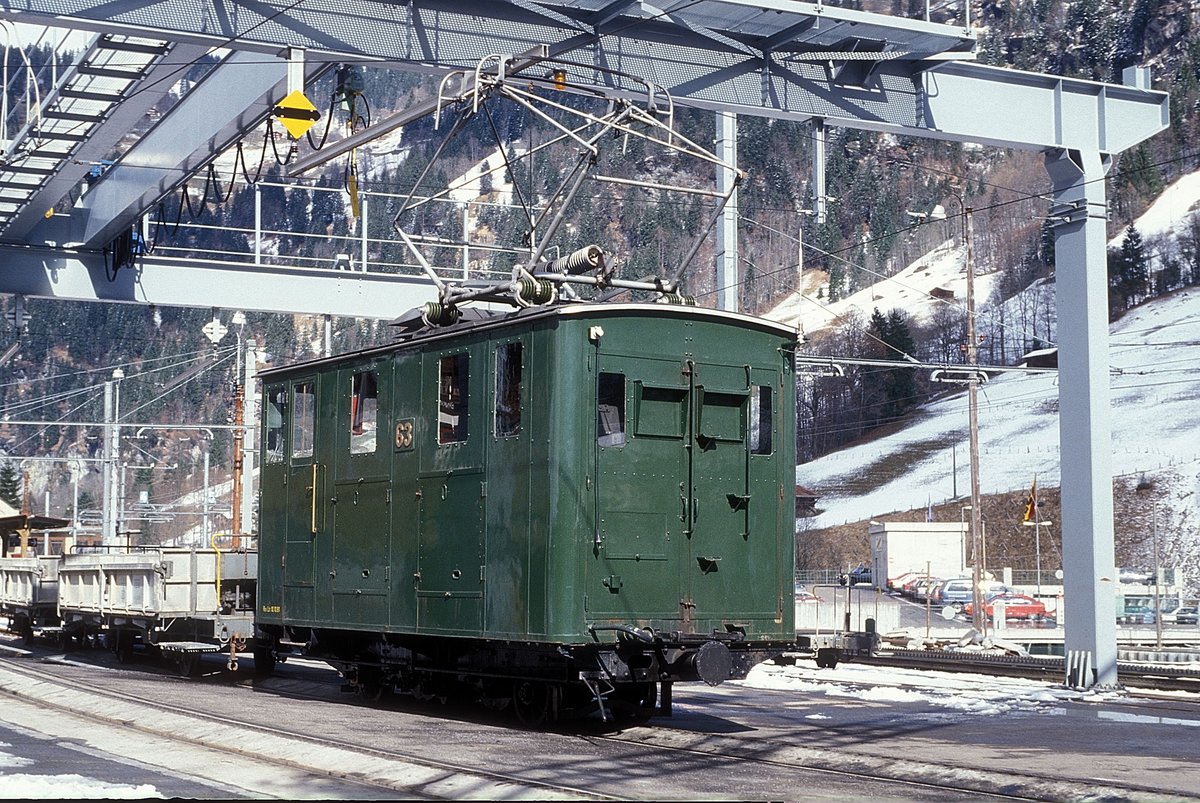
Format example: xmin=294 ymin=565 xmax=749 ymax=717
xmin=355 ymin=667 xmax=387 ymax=701
xmin=252 ymin=646 xmax=277 ymax=676
xmin=512 ymin=681 xmax=551 ymax=726
xmin=612 ymin=681 xmax=658 ymax=724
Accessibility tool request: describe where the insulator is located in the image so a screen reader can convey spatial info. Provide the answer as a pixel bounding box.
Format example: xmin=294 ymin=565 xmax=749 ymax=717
xmin=546 ymin=244 xmax=604 ymax=275
xmin=661 ymin=293 xmax=696 ymax=306
xmin=515 ymin=277 xmax=557 ymax=308
xmin=421 ymin=302 xmax=460 ymax=327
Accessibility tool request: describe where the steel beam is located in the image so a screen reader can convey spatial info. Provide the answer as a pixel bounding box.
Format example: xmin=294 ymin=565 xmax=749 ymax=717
xmin=0 ymin=247 xmax=436 ymax=318
xmin=25 ymin=49 xmax=325 ymax=249
xmin=1045 ymin=147 xmax=1119 ymax=688
xmin=0 ymin=1 xmax=1167 ymax=154
xmin=3 ymin=41 xmax=213 ymax=240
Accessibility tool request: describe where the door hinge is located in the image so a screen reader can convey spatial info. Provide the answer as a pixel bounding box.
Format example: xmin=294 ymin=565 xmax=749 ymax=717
xmin=480 ymin=481 xmax=487 ymax=498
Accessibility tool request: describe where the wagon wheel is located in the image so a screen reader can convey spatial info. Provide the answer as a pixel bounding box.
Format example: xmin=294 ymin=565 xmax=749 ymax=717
xmin=108 ymin=630 xmax=134 ymax=664
xmin=15 ymin=616 xmax=33 ymax=646
xmin=177 ymin=651 xmax=200 ymax=678
xmin=512 ymin=681 xmax=551 ymax=726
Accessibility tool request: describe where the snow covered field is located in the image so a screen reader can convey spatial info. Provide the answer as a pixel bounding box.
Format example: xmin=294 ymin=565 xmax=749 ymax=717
xmin=780 ymin=170 xmax=1200 ymax=572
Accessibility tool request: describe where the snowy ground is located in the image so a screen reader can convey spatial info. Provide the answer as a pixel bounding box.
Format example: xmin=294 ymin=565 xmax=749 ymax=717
xmin=740 ymin=661 xmax=1127 ymax=718
xmin=768 ymin=238 xmax=999 ymax=334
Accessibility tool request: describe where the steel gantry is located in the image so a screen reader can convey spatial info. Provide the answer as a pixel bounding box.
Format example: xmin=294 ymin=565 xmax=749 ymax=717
xmin=0 ymin=0 xmax=1172 ymax=687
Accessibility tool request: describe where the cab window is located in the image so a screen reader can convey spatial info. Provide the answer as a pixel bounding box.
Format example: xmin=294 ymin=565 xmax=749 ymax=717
xmin=265 ymin=386 xmax=286 ymax=464
xmin=597 ymin=372 xmax=626 ymax=447
xmin=438 ymin=353 xmax=469 ymax=444
xmin=291 ymin=381 xmax=315 ymax=459
xmin=494 ymin=342 xmax=522 ymax=438
xmin=749 ymin=384 xmax=772 ymax=455
xmin=350 ymin=370 xmax=378 ymax=454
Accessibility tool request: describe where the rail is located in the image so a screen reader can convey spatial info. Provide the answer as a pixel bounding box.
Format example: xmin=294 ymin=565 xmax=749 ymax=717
xmin=848 ymin=648 xmax=1200 ymax=693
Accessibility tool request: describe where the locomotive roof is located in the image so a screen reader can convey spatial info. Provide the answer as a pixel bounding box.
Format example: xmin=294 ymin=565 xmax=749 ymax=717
xmin=258 ymin=302 xmax=797 ymax=379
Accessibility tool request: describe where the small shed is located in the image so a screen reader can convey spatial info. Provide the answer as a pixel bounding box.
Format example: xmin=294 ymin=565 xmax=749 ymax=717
xmin=868 ymin=521 xmax=967 ymax=589
xmin=1019 ymin=347 xmax=1058 ymax=368
xmin=795 ymin=485 xmax=820 ymax=518
xmin=0 ymin=499 xmax=70 ymax=557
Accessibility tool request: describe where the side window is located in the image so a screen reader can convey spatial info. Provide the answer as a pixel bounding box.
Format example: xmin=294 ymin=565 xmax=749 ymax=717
xmin=350 ymin=370 xmax=378 ymax=454
xmin=749 ymin=384 xmax=772 ymax=455
xmin=597 ymin=372 xmax=626 ymax=447
xmin=438 ymin=353 xmax=469 ymax=444
xmin=494 ymin=342 xmax=522 ymax=438
xmin=291 ymin=381 xmax=315 ymax=459
xmin=265 ymin=386 xmax=286 ymax=464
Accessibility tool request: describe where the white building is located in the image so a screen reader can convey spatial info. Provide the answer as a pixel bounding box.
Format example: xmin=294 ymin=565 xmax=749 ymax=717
xmin=868 ymin=521 xmax=967 ymax=589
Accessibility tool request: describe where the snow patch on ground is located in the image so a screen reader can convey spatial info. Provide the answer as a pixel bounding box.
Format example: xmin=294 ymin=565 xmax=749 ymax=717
xmin=741 ymin=662 xmax=1123 ymax=718
xmin=0 ymin=774 xmax=163 ymax=799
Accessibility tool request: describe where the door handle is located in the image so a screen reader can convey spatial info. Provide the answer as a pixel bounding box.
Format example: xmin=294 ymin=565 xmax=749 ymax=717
xmin=309 ymin=463 xmax=318 ymax=534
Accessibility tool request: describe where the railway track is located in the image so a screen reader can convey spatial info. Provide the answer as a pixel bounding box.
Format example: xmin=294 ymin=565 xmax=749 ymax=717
xmin=0 ymin=652 xmax=612 ymax=801
xmin=3 ymin=643 xmax=1197 ymax=802
xmin=847 ymin=649 xmax=1200 ymax=693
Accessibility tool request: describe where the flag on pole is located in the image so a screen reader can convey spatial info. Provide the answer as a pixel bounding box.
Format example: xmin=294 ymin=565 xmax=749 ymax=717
xmin=1022 ymin=477 xmax=1038 ymax=523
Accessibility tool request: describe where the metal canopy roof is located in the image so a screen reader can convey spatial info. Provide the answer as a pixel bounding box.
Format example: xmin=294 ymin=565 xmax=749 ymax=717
xmin=0 ymin=0 xmax=1169 ymax=318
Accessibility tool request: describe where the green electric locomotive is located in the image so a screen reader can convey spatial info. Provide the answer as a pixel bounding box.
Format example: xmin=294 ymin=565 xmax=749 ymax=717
xmin=255 ymin=300 xmax=797 ymax=722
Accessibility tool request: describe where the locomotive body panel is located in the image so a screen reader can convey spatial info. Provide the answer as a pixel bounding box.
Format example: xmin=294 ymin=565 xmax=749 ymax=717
xmin=256 ymin=304 xmax=796 ymax=701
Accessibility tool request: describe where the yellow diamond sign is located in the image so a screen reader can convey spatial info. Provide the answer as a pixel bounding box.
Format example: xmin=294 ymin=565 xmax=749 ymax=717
xmin=272 ymin=89 xmax=320 ymax=139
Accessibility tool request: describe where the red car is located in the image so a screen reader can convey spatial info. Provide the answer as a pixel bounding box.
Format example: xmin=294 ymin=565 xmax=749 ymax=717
xmin=963 ymin=593 xmax=1048 ymax=621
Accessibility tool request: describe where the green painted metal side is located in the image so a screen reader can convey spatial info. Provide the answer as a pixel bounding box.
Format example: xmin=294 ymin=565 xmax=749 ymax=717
xmin=256 ymin=306 xmax=796 ymax=646
xmin=545 ymin=312 xmax=796 ymax=642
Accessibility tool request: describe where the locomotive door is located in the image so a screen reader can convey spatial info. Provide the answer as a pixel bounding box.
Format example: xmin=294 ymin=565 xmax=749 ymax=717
xmin=330 ymin=362 xmax=392 ymax=628
xmin=282 ymin=377 xmax=323 ymax=622
xmin=590 ymin=355 xmax=690 ymax=620
xmin=687 ymin=362 xmax=766 ymax=621
xmin=416 ymin=345 xmax=485 ymax=634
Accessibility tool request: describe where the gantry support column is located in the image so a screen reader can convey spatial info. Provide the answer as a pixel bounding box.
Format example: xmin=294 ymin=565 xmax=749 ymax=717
xmin=716 ymin=111 xmax=739 ymax=312
xmin=1045 ymin=148 xmax=1118 ymax=688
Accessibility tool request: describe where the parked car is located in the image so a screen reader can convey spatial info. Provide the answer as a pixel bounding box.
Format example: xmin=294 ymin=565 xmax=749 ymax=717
xmin=1175 ymin=607 xmax=1198 ymax=625
xmin=1118 ymin=568 xmax=1154 ymax=584
xmin=940 ymin=578 xmax=1006 ymax=608
xmin=889 ymin=572 xmax=922 ymax=593
xmin=841 ymin=565 xmax=872 ymax=586
xmin=1159 ymin=601 xmax=1184 ymax=624
xmin=913 ymin=577 xmax=941 ymax=602
xmin=1119 ymin=605 xmax=1157 ymax=624
xmin=963 ymin=593 xmax=1048 ymax=621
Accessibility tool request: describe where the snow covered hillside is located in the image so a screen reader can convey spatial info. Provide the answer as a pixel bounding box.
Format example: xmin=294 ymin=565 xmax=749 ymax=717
xmin=796 ymin=286 xmax=1200 ymax=527
xmin=791 ymin=170 xmax=1200 ymax=570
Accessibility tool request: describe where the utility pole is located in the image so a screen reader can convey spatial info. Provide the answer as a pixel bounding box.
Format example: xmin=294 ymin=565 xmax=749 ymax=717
xmin=102 ymin=368 xmax=124 ymax=547
xmin=963 ymin=200 xmax=985 ymax=635
xmin=240 ymin=338 xmax=258 ymax=544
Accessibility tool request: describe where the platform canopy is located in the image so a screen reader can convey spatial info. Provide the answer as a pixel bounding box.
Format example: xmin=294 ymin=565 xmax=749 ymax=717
xmin=0 ymin=1 xmax=1168 ymax=317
